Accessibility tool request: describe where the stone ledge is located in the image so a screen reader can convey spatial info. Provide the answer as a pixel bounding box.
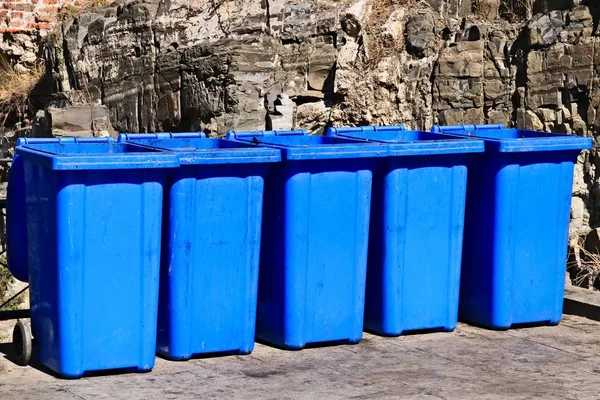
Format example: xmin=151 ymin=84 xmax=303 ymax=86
xmin=563 ymin=285 xmax=600 ymax=322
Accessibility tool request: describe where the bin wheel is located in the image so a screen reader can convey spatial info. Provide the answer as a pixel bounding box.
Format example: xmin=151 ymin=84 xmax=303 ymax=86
xmin=13 ymin=320 xmax=32 ymax=366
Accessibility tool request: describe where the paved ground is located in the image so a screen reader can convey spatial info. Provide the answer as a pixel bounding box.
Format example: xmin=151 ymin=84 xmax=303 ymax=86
xmin=2 ymin=314 xmax=600 ymax=399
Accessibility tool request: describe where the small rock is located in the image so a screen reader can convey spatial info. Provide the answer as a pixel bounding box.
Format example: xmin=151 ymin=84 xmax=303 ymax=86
xmin=569 ymin=6 xmax=592 ymax=26
xmin=571 ymin=196 xmax=588 ymax=223
xmin=529 ymin=11 xmax=564 ymax=48
xmin=405 ymin=12 xmax=436 ymax=58
xmin=13 ymin=64 xmax=30 ymax=74
xmin=572 ymin=117 xmax=587 ymax=135
xmin=587 ymin=105 xmax=596 ymax=127
xmin=49 ymin=105 xmax=110 ymax=137
xmin=487 ymin=109 xmax=510 ymax=126
xmin=294 ymin=101 xmax=328 ymax=133
xmin=20 ymin=51 xmax=37 ymax=65
xmin=519 ymin=109 xmax=544 ymax=131
xmin=535 ymin=107 xmax=557 ymax=123
xmin=380 ymin=8 xmax=406 ymax=44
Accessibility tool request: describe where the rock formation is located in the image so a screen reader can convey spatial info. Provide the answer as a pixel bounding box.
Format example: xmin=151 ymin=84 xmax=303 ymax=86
xmin=1 ymin=0 xmax=600 ymax=272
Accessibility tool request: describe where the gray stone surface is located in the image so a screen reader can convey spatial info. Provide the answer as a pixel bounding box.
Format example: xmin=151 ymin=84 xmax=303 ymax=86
xmin=45 ymin=106 xmax=112 ymax=138
xmin=564 ymin=285 xmax=600 ymax=322
xmin=2 ymin=315 xmax=600 ymax=399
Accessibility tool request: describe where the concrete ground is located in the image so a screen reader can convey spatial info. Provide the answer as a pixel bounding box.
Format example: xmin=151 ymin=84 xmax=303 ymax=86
xmin=2 ymin=313 xmax=600 ymax=399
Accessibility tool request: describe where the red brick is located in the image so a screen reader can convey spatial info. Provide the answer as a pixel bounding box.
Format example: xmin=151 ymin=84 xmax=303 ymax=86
xmin=4 ymin=4 xmax=35 ymax=12
xmin=35 ymin=13 xmax=56 ymax=22
xmin=37 ymin=6 xmax=60 ymax=13
xmin=34 ymin=22 xmax=51 ymax=29
xmin=0 ymin=27 xmax=34 ymax=33
xmin=10 ymin=11 xmax=24 ymax=19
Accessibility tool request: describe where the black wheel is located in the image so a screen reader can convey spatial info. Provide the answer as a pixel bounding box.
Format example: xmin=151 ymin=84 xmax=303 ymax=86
xmin=13 ymin=320 xmax=32 ymax=366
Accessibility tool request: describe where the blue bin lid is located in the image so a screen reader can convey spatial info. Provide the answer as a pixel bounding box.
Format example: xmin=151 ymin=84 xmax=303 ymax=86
xmin=226 ymin=130 xmax=390 ymax=160
xmin=326 ymin=126 xmax=484 ymax=155
xmin=118 ymin=132 xmax=281 ymax=164
xmin=14 ymin=137 xmax=180 ymax=170
xmin=431 ymin=124 xmax=593 ymax=152
xmin=7 ymin=137 xmax=179 ymax=282
xmin=6 ymin=153 xmax=28 ymax=282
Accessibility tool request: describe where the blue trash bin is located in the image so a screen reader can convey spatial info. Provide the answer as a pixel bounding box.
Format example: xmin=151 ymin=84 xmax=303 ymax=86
xmin=327 ymin=126 xmax=484 ymax=336
xmin=118 ymin=132 xmax=281 ymax=360
xmin=431 ymin=124 xmax=593 ymax=329
xmin=9 ymin=137 xmax=178 ymax=378
xmin=227 ymin=130 xmax=390 ymax=349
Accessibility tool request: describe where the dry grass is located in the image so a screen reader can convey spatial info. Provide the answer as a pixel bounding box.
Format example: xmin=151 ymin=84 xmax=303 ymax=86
xmin=363 ymin=0 xmax=403 ymax=69
xmin=88 ymin=0 xmax=114 ymax=7
xmin=59 ymin=0 xmax=114 ymax=18
xmin=0 ymin=266 xmax=12 ymax=307
xmin=568 ymin=241 xmax=600 ymax=289
xmin=363 ymin=0 xmax=428 ymax=69
xmin=498 ymin=0 xmax=532 ymax=22
xmin=0 ymin=55 xmax=43 ymax=126
xmin=0 ymin=251 xmax=25 ymax=312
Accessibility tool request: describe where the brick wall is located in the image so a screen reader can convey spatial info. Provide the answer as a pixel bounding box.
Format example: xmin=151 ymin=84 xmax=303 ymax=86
xmin=0 ymin=0 xmax=88 ymax=33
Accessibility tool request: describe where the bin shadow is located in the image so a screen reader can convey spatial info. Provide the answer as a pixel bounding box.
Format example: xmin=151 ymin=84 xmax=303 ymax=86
xmin=0 ymin=340 xmax=14 ymax=362
xmin=0 ymin=340 xmax=146 ymax=379
xmin=156 ymin=349 xmax=244 ymax=362
xmin=458 ymin=319 xmax=555 ymax=331
xmin=255 ymin=338 xmax=359 ymax=351
xmin=364 ymin=327 xmax=454 ymax=338
xmin=0 ymin=338 xmax=47 ymax=375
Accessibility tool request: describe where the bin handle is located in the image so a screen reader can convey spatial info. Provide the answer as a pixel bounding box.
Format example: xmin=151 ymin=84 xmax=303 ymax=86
xmin=17 ymin=137 xmax=115 ymax=146
xmin=118 ymin=132 xmax=207 ymax=142
xmin=226 ymin=130 xmax=308 ymax=140
xmin=326 ymin=125 xmax=406 ymax=137
xmin=474 ymin=124 xmax=504 ymax=130
xmin=431 ymin=124 xmax=504 ymax=135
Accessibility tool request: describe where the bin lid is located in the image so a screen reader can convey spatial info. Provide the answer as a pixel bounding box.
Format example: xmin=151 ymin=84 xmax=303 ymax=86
xmin=118 ymin=132 xmax=281 ymax=164
xmin=431 ymin=124 xmax=593 ymax=153
xmin=6 ymin=153 xmax=28 ymax=282
xmin=227 ymin=130 xmax=390 ymax=161
xmin=327 ymin=126 xmax=485 ymax=156
xmin=15 ymin=137 xmax=180 ymax=170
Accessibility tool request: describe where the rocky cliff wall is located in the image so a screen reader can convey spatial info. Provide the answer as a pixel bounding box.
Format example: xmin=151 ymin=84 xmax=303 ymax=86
xmin=4 ymin=0 xmax=600 ymax=266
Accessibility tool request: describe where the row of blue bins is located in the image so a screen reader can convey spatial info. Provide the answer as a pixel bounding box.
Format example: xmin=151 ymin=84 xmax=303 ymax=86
xmin=5 ymin=125 xmax=592 ymax=378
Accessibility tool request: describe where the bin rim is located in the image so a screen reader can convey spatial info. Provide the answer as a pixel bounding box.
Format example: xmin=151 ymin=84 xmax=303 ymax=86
xmin=16 ymin=137 xmax=180 ymax=170
xmin=431 ymin=124 xmax=593 ymax=153
xmin=6 ymin=153 xmax=28 ymax=282
xmin=118 ymin=132 xmax=282 ymax=164
xmin=227 ymin=129 xmax=391 ymax=161
xmin=326 ymin=126 xmax=485 ymax=156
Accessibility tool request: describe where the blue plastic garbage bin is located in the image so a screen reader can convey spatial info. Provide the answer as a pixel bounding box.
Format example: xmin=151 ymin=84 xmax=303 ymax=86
xmin=431 ymin=124 xmax=593 ymax=329
xmin=227 ymin=130 xmax=390 ymax=349
xmin=9 ymin=137 xmax=178 ymax=378
xmin=327 ymin=126 xmax=484 ymax=336
xmin=118 ymin=132 xmax=281 ymax=360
